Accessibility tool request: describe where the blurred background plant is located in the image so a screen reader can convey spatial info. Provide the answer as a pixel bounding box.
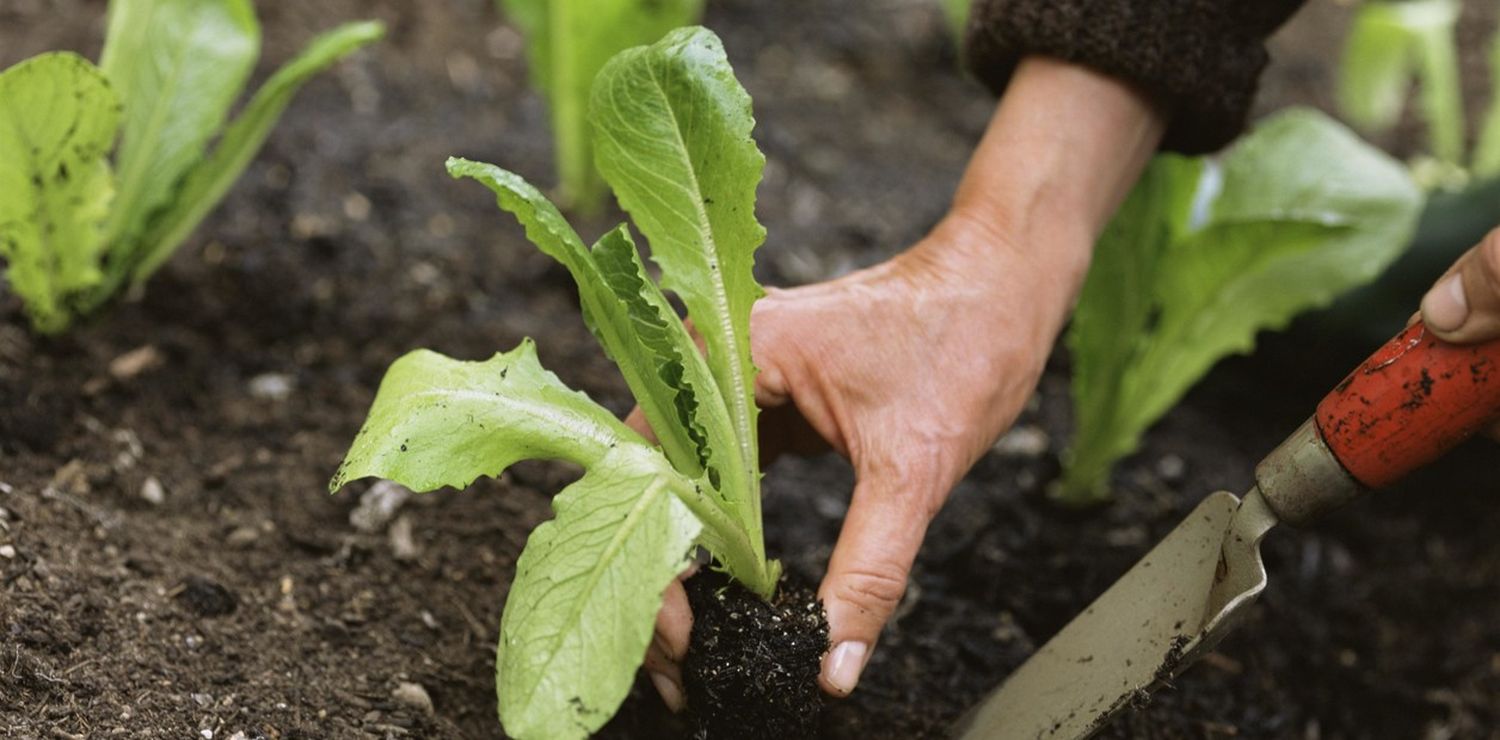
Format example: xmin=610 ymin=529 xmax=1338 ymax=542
xmin=1323 ymin=0 xmax=1500 ymax=342
xmin=497 ymin=0 xmax=704 ymax=215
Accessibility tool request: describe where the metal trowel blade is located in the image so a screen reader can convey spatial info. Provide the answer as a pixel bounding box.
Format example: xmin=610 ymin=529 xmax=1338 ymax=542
xmin=953 ymin=488 xmax=1276 ymax=739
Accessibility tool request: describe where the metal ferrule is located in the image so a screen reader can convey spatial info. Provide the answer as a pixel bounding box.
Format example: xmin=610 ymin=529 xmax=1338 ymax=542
xmin=1253 ymin=417 xmax=1365 ymax=527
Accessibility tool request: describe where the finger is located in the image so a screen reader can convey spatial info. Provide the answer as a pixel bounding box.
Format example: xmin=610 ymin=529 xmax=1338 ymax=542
xmin=644 ymin=576 xmax=694 ymax=713
xmin=1421 ymin=229 xmax=1500 ymax=343
xmin=817 ymin=472 xmax=935 ymax=697
xmin=653 ymin=573 xmax=694 ymax=663
xmin=642 ymin=647 xmax=686 ymax=713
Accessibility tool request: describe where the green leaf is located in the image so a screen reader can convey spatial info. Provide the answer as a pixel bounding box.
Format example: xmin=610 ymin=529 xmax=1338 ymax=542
xmin=330 ymin=343 xmax=701 ymax=740
xmin=0 ymin=52 xmax=121 ymax=334
xmin=942 ymin=0 xmax=972 ymax=43
xmin=1335 ymin=0 xmax=1464 ymax=164
xmin=500 ymin=0 xmax=703 ymax=213
xmin=446 ymin=158 xmax=776 ymax=596
xmin=1060 ymin=109 xmax=1423 ymax=503
xmin=1337 ymin=2 xmax=1417 ymax=132
xmin=445 ymin=159 xmax=710 ymax=478
xmin=591 ymin=26 xmax=768 ymax=546
xmin=127 ymin=20 xmax=386 ymax=285
xmin=99 ymin=0 xmax=260 ymax=272
xmin=1473 ymin=29 xmax=1500 ymax=179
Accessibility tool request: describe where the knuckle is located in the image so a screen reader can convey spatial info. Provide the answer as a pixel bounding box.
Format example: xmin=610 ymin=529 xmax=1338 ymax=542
xmin=833 ymin=563 xmax=910 ymax=614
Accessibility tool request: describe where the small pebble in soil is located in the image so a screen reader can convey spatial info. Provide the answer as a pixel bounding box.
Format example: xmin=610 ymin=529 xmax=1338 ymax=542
xmin=993 ymin=425 xmax=1050 ymax=458
xmin=350 ymin=480 xmax=412 ymax=533
xmin=108 ymin=344 xmax=163 ymax=380
xmin=140 ymin=476 xmax=166 ymax=505
xmin=684 ymin=569 xmax=828 ymax=740
xmin=225 ymin=526 xmax=259 ymax=549
xmin=247 ymin=372 xmax=295 ymax=401
xmin=175 ymin=576 xmax=238 ymax=617
xmin=391 ymin=681 xmax=434 ymax=715
xmin=389 ymin=515 xmax=418 ymax=561
xmin=1155 ymin=454 xmax=1187 ymax=484
xmin=0 ymin=544 xmax=16 ymax=559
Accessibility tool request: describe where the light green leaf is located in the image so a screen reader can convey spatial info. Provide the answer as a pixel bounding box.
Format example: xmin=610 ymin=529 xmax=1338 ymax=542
xmin=591 ymin=26 xmax=768 ymax=544
xmin=446 ymin=158 xmax=776 ymax=596
xmin=99 ymin=0 xmax=260 ymax=271
xmin=500 ymin=0 xmax=703 ymax=213
xmin=591 ymin=224 xmax=724 ymax=488
xmin=942 ymin=0 xmax=971 ymax=43
xmin=1473 ymin=30 xmax=1500 ymax=179
xmin=329 ymin=343 xmax=701 ymax=740
xmin=128 ymin=20 xmax=386 ymax=285
xmin=1337 ymin=2 xmax=1416 ymax=132
xmin=1064 ymin=155 xmax=1203 ymax=495
xmin=445 ymin=159 xmax=711 ymax=480
xmin=0 ymin=53 xmax=121 ymax=334
xmin=1335 ymin=0 xmax=1464 ymax=164
xmin=1060 ymin=109 xmax=1423 ymax=503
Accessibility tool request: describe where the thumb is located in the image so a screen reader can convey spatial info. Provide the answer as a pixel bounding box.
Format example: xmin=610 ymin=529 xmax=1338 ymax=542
xmin=817 ymin=469 xmax=936 ymax=697
xmin=1421 ymin=229 xmax=1500 ymax=344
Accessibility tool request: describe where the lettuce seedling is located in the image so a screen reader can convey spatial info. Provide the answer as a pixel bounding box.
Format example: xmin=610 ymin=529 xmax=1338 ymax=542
xmin=0 ymin=0 xmax=383 ymax=334
xmin=1336 ymin=0 xmax=1500 ymax=181
xmin=1057 ymin=109 xmax=1423 ymax=505
xmin=331 ymin=27 xmax=776 ymax=739
xmin=499 ymin=0 xmax=703 ymax=214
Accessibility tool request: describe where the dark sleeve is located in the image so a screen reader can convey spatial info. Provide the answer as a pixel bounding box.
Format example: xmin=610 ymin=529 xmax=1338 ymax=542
xmin=964 ymin=0 xmax=1307 ymax=154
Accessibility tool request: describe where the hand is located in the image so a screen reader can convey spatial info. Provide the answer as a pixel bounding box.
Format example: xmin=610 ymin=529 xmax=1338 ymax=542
xmin=1420 ymin=227 xmax=1500 ymax=439
xmin=641 ymin=54 xmax=1167 ymax=710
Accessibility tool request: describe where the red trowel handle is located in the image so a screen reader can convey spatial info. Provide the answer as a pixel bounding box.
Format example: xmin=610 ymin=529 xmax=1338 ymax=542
xmin=1316 ymin=323 xmax=1500 ymax=489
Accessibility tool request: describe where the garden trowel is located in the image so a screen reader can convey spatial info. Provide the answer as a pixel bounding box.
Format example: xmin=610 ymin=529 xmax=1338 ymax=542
xmin=954 ymin=323 xmax=1500 ymax=739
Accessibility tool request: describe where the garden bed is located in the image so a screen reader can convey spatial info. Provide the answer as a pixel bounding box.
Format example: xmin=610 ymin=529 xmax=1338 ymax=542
xmin=2 ymin=0 xmax=1496 ymax=738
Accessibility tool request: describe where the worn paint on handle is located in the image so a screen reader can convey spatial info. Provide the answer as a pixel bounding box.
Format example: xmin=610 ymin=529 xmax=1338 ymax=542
xmin=1316 ymin=324 xmax=1500 ymax=489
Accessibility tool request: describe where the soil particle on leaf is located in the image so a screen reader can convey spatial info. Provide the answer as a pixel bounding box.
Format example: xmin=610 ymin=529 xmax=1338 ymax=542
xmin=684 ymin=569 xmax=829 ymax=739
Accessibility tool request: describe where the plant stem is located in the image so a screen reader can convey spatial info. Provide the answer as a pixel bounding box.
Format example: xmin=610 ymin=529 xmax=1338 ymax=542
xmin=667 ymin=476 xmax=779 ymax=599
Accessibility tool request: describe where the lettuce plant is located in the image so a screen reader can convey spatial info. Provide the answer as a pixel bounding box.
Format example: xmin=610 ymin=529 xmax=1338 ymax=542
xmin=0 ymin=0 xmax=383 ymax=334
xmin=1056 ymin=109 xmax=1423 ymax=504
xmin=499 ymin=0 xmax=703 ymax=214
xmin=1337 ymin=0 xmax=1500 ymax=181
xmin=332 ymin=27 xmax=775 ymax=739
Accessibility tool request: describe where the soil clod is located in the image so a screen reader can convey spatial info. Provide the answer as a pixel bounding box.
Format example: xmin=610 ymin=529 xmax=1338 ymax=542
xmin=175 ymin=576 xmax=238 ymax=617
xmin=683 ymin=569 xmax=829 ymax=740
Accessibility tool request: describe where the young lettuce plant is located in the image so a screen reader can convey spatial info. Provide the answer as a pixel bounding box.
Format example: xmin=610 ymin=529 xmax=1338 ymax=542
xmin=1056 ymin=109 xmax=1423 ymax=505
xmin=499 ymin=0 xmax=703 ymax=214
xmin=331 ymin=27 xmax=775 ymax=739
xmin=0 ymin=0 xmax=383 ymax=334
xmin=1337 ymin=0 xmax=1500 ymax=182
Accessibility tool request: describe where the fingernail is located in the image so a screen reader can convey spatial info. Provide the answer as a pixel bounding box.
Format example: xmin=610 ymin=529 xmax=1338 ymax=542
xmin=649 ymin=671 xmax=685 ymax=713
xmin=823 ymin=641 xmax=869 ymax=695
xmin=1422 ymin=274 xmax=1469 ymax=332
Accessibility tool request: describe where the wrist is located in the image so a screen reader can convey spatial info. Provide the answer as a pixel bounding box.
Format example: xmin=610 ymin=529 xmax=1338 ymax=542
xmin=945 ymin=56 xmax=1167 ymax=291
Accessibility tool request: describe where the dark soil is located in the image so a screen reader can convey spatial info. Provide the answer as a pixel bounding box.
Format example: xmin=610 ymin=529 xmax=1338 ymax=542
xmin=683 ymin=571 xmax=828 ymax=740
xmin=2 ymin=1 xmax=1497 ymax=739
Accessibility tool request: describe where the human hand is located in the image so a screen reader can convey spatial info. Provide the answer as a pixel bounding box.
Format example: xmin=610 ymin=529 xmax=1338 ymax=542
xmin=640 ymin=54 xmax=1167 ymax=710
xmin=639 ymin=213 xmax=1081 ymax=706
xmin=1420 ymin=227 xmax=1500 ymax=439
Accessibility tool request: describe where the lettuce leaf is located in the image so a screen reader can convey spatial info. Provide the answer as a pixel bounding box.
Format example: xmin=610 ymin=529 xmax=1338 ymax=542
xmin=1060 ymin=109 xmax=1424 ymax=503
xmin=500 ymin=0 xmax=703 ymax=213
xmin=99 ymin=0 xmax=261 ymax=269
xmin=592 ymin=26 xmax=769 ymax=548
xmin=337 ymin=27 xmax=779 ymax=739
xmin=0 ymin=53 xmax=121 ymax=334
xmin=332 ymin=343 xmax=703 ymax=740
